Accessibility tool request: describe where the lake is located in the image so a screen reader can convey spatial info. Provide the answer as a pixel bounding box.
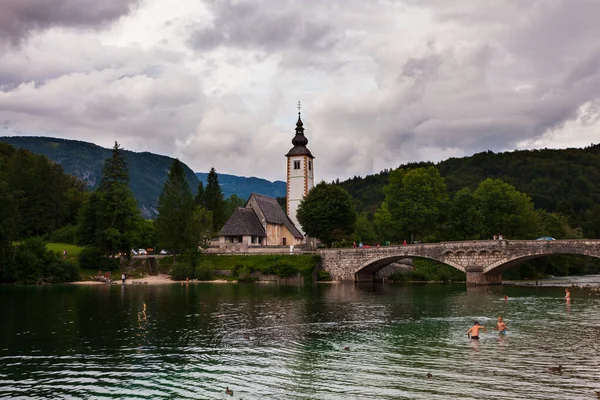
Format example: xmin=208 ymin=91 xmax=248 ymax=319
xmin=1 ymin=281 xmax=600 ymax=399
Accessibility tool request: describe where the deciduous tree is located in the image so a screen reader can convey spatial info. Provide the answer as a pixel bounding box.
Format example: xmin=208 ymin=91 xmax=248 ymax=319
xmin=473 ymin=178 xmax=538 ymax=239
xmin=297 ymin=182 xmax=356 ymax=246
xmin=382 ymin=166 xmax=449 ymax=242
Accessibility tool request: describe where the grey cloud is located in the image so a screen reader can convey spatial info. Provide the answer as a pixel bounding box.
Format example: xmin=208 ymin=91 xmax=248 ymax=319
xmin=189 ymin=0 xmax=339 ymax=53
xmin=0 ymin=0 xmax=141 ymax=45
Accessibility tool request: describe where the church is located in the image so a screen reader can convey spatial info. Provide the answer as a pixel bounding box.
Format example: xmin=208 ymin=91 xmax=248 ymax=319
xmin=218 ymin=109 xmax=314 ymax=248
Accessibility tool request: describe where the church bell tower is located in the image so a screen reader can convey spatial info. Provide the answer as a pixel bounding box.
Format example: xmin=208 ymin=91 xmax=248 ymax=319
xmin=286 ymin=103 xmax=314 ymax=236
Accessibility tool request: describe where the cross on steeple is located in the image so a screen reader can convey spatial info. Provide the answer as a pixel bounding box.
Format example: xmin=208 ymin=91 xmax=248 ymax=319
xmin=297 ymin=101 xmax=302 ymax=113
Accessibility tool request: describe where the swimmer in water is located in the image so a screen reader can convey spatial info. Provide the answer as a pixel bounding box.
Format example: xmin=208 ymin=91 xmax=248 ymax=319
xmin=493 ymin=316 xmax=508 ymax=335
xmin=467 ymin=321 xmax=487 ymax=339
xmin=565 ymin=288 xmax=571 ymax=301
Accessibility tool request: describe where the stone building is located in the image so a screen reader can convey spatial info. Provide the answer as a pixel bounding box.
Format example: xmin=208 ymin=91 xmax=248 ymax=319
xmin=285 ymin=111 xmax=314 ymax=235
xmin=218 ymin=108 xmax=313 ymax=249
xmin=218 ymin=193 xmax=303 ymax=247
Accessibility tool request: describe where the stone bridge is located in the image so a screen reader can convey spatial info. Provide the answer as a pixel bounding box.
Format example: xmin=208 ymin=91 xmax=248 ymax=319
xmin=317 ymin=240 xmax=600 ymax=285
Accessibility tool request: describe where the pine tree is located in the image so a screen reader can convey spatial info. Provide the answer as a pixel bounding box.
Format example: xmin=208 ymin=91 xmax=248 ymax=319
xmin=155 ymin=159 xmax=196 ymax=254
xmin=204 ymin=167 xmax=226 ymax=231
xmin=78 ymin=142 xmax=142 ymax=256
xmin=195 ymin=181 xmax=206 ymax=207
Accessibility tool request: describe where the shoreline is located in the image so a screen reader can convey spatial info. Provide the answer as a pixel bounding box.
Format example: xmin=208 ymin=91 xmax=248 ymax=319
xmin=71 ymin=274 xmax=240 ymax=285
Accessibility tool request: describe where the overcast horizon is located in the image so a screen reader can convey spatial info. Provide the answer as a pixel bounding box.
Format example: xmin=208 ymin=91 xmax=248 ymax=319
xmin=1 ymin=0 xmax=599 ymax=182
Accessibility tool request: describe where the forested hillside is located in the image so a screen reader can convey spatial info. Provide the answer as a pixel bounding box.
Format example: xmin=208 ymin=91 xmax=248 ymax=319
xmin=340 ymin=144 xmax=600 ymax=235
xmin=0 ymin=136 xmax=199 ymax=218
xmin=196 ymin=172 xmax=286 ymax=200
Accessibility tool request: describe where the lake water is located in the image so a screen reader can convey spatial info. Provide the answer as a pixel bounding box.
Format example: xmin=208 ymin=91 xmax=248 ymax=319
xmin=1 ymin=281 xmax=600 ymax=399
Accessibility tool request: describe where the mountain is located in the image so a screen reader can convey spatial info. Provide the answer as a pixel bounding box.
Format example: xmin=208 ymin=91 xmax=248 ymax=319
xmin=195 ymin=172 xmax=286 ymax=200
xmin=0 ymin=136 xmax=199 ymax=218
xmin=0 ymin=136 xmax=287 ymax=218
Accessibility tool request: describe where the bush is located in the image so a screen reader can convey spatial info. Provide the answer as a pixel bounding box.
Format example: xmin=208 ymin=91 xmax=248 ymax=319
xmin=6 ymin=238 xmax=79 ymax=283
xmin=317 ymin=270 xmax=331 ymax=281
xmin=78 ymin=247 xmax=119 ymax=272
xmin=47 ymin=225 xmax=78 ymax=244
xmin=235 ymin=266 xmax=256 ymax=282
xmin=389 ymin=271 xmax=407 ymax=282
xmin=195 ymin=262 xmax=214 ymax=281
xmin=170 ymin=263 xmax=193 ymax=281
xmin=406 ymin=270 xmax=428 ymax=282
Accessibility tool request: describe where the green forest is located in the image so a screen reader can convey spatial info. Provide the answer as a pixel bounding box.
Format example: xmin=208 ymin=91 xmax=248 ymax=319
xmin=1 ymin=139 xmax=600 ymax=284
xmin=332 ymin=144 xmax=600 ymax=279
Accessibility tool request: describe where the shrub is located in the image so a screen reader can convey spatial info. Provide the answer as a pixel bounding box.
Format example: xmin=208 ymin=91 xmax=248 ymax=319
xmin=317 ymin=270 xmax=331 ymax=281
xmin=7 ymin=238 xmax=79 ymax=283
xmin=48 ymin=225 xmax=78 ymax=244
xmin=407 ymin=270 xmax=428 ymax=282
xmin=170 ymin=263 xmax=193 ymax=281
xmin=389 ymin=271 xmax=407 ymax=282
xmin=236 ymin=266 xmax=256 ymax=282
xmin=195 ymin=262 xmax=214 ymax=281
xmin=78 ymin=247 xmax=119 ymax=272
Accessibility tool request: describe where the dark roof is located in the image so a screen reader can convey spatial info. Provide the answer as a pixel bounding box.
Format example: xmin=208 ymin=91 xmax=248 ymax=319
xmin=286 ymin=112 xmax=314 ymax=159
xmin=219 ymin=208 xmax=266 ymax=237
xmin=249 ymin=193 xmax=304 ymax=239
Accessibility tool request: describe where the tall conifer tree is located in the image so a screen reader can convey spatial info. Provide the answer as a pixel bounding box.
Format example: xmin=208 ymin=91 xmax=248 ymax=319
xmin=78 ymin=142 xmax=141 ymax=256
xmin=204 ymin=167 xmax=226 ymax=231
xmin=195 ymin=181 xmax=205 ymax=207
xmin=155 ymin=159 xmax=196 ymax=254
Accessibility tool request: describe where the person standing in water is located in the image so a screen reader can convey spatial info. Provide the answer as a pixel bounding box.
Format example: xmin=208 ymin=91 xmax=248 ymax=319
xmin=467 ymin=321 xmax=486 ymax=339
xmin=565 ymin=288 xmax=571 ymax=301
xmin=493 ymin=317 xmax=508 ymax=335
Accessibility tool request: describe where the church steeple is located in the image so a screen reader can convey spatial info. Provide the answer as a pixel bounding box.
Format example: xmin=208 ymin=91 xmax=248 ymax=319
xmin=292 ymin=112 xmax=308 ymax=146
xmin=286 ymin=107 xmax=313 ymax=158
xmin=286 ymin=102 xmax=315 ymax=237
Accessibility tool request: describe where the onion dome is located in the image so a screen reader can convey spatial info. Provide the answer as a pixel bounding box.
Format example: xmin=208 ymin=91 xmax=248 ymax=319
xmin=286 ymin=112 xmax=314 ymax=158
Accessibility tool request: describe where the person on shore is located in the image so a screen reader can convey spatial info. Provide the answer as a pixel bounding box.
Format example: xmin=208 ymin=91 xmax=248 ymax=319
xmin=467 ymin=321 xmax=486 ymax=339
xmin=493 ymin=317 xmax=508 ymax=335
xmin=353 ymin=241 xmax=357 ymax=249
xmin=121 ymin=273 xmax=126 ymax=284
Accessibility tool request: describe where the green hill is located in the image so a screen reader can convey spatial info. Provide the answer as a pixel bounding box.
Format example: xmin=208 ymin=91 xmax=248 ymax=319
xmin=339 ymin=144 xmax=600 ymax=235
xmin=0 ymin=137 xmax=200 ymax=218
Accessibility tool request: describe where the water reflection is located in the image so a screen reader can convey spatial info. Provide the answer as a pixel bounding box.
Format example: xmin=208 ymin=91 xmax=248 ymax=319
xmin=0 ymin=282 xmax=599 ymax=399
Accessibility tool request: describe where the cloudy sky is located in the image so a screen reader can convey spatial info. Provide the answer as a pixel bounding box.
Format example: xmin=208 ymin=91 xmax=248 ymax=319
xmin=1 ymin=0 xmax=599 ymax=182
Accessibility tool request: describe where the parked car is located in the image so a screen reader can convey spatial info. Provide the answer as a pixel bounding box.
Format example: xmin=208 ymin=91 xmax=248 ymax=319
xmin=138 ymin=248 xmax=148 ymax=255
xmin=131 ymin=249 xmax=138 ymax=255
xmin=536 ymin=237 xmax=555 ymax=241
xmin=159 ymin=249 xmax=169 ymax=255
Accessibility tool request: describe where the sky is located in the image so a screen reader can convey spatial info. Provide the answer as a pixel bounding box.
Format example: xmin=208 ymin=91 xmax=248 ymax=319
xmin=1 ymin=0 xmax=599 ymax=182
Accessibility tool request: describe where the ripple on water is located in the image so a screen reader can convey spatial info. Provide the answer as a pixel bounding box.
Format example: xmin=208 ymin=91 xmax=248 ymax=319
xmin=2 ymin=283 xmax=600 ymax=399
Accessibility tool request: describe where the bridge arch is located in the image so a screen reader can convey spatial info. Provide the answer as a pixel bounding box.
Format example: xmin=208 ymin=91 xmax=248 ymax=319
xmin=483 ymin=250 xmax=600 ymax=274
xmin=353 ymin=254 xmax=465 ymax=279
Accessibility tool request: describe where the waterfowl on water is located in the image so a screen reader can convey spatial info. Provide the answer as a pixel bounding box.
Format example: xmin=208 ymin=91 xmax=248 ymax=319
xmin=226 ymin=387 xmax=233 ymax=396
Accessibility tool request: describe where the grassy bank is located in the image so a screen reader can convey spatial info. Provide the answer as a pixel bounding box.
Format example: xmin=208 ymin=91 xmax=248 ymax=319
xmin=165 ymin=254 xmax=321 ymax=282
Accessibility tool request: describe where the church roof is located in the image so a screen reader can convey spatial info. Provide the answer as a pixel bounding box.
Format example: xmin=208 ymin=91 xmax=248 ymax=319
xmin=219 ymin=208 xmax=266 ymax=237
xmin=285 ymin=112 xmax=314 ymax=159
xmin=248 ymin=193 xmax=304 ymax=239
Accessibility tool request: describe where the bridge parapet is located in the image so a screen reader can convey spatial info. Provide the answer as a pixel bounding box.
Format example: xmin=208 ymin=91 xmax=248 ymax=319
xmin=318 ymin=240 xmax=600 ymax=284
